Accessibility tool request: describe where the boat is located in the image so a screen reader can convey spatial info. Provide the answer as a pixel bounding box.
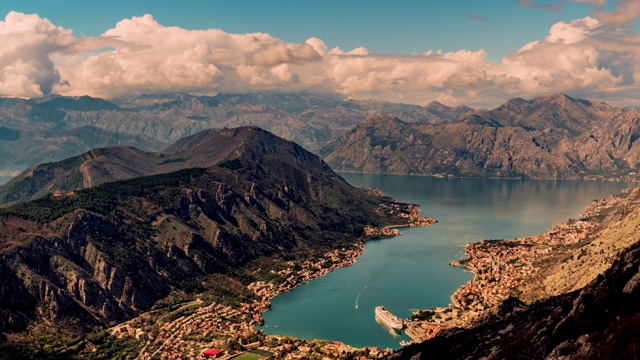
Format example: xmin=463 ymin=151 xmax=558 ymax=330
xmin=375 ymin=306 xmax=404 ymax=330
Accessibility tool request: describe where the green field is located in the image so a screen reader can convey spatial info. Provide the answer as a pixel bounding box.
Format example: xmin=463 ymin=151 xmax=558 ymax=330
xmin=233 ymin=353 xmax=266 ymax=360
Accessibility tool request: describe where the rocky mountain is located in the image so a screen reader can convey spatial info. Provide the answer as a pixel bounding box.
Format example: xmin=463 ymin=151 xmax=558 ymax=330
xmin=0 ymin=93 xmax=464 ymax=160
xmin=322 ymin=94 xmax=640 ymax=179
xmin=0 ymin=125 xmax=166 ymax=173
xmin=0 ymin=125 xmax=369 ymax=206
xmin=389 ymin=185 xmax=640 ymax=359
xmin=0 ymin=126 xmax=416 ymax=357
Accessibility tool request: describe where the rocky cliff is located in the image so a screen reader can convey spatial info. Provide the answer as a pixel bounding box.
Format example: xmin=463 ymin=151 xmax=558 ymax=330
xmin=322 ymin=94 xmax=640 ymax=179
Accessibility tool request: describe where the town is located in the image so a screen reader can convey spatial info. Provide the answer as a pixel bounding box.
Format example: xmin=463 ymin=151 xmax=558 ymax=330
xmin=113 ymin=244 xmax=380 ymax=359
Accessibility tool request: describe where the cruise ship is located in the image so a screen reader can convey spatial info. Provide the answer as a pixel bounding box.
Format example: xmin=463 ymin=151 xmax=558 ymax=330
xmin=375 ymin=306 xmax=404 ymax=330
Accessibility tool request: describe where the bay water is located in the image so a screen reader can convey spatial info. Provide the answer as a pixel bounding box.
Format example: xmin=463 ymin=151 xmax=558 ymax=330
xmin=261 ymin=175 xmax=634 ymax=349
xmin=0 ymin=176 xmax=12 ymax=185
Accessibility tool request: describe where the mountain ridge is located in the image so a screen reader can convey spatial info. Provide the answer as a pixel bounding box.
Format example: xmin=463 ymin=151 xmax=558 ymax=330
xmin=322 ymin=94 xmax=640 ymax=179
xmin=0 ymin=92 xmax=462 ymax=156
xmin=0 ymin=126 xmax=351 ymax=206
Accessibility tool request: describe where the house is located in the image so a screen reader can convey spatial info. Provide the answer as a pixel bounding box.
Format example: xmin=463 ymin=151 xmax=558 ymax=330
xmin=202 ymin=348 xmax=224 ymax=358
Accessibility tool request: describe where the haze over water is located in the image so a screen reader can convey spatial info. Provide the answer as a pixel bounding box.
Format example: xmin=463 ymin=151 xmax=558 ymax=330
xmin=260 ymin=175 xmax=635 ymax=349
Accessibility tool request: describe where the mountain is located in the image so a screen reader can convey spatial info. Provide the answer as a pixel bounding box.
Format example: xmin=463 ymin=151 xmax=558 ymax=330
xmin=0 ymin=126 xmax=417 ymax=357
xmin=0 ymin=146 xmax=160 ymax=206
xmin=0 ymin=93 xmax=464 ymax=157
xmin=389 ymin=186 xmax=640 ymax=359
xmin=0 ymin=125 xmax=370 ymax=206
xmin=322 ymin=94 xmax=640 ymax=179
xmin=0 ymin=125 xmax=166 ymax=173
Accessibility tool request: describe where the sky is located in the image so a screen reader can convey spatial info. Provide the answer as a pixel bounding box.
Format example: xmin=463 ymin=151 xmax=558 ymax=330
xmin=0 ymin=0 xmax=640 ymax=107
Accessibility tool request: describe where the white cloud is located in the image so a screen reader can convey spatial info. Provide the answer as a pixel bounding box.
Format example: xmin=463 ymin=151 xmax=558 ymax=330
xmin=594 ymin=0 xmax=640 ymax=26
xmin=3 ymin=12 xmax=640 ymax=107
xmin=546 ymin=16 xmax=600 ymax=43
xmin=0 ymin=12 xmax=76 ymax=97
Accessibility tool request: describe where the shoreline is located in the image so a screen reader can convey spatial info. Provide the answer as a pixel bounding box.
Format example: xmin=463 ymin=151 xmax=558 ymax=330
xmin=335 ymin=170 xmax=640 ymax=182
xmin=128 ymin=198 xmax=436 ymax=359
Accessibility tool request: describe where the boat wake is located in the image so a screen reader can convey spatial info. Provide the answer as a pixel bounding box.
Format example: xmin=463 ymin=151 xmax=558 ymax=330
xmin=355 ymin=286 xmax=367 ymax=309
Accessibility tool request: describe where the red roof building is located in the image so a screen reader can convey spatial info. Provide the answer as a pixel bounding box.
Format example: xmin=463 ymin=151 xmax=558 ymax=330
xmin=202 ymin=348 xmax=224 ymax=358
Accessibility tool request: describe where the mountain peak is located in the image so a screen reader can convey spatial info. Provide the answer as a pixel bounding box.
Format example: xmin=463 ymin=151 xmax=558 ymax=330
xmin=163 ymin=126 xmax=289 ymax=156
xmin=359 ymin=115 xmax=405 ymax=126
xmin=501 ymin=97 xmax=531 ymax=107
xmin=0 ymin=126 xmax=331 ymax=205
xmin=533 ymin=93 xmax=581 ymax=106
xmin=426 ymin=100 xmax=448 ymax=109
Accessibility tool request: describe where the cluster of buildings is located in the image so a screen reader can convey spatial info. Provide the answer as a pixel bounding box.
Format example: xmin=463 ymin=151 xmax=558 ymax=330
xmin=133 ymin=301 xmax=262 ymax=359
xmin=364 ymin=201 xmax=437 ymax=238
xmin=450 ymin=241 xmax=539 ymax=310
xmin=112 ymin=324 xmax=148 ymax=341
xmin=110 ymin=243 xmax=375 ymax=359
xmin=249 ymin=244 xmax=365 ymax=304
xmin=396 ymin=203 xmax=437 ymax=227
xmin=363 ymin=225 xmax=401 ymax=237
xmin=259 ymin=336 xmax=390 ymax=359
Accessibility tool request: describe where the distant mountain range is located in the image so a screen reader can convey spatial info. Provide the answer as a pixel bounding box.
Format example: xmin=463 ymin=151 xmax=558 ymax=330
xmin=0 ymin=126 xmax=416 ymax=357
xmin=6 ymin=92 xmax=640 ymax=180
xmin=322 ymin=94 xmax=640 ymax=179
xmin=0 ymin=93 xmax=463 ymax=160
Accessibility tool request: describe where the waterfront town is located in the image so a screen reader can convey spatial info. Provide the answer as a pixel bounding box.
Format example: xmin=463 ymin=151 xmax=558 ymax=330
xmin=103 ymin=195 xmax=436 ymax=359
xmin=402 ymin=193 xmax=624 ymax=343
xmin=117 ymin=244 xmax=382 ymax=359
xmin=103 ymin=190 xmax=622 ymax=359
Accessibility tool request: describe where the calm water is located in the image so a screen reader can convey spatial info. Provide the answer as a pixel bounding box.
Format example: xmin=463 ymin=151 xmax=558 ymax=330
xmin=0 ymin=176 xmax=12 ymax=185
xmin=260 ymin=175 xmax=634 ymax=349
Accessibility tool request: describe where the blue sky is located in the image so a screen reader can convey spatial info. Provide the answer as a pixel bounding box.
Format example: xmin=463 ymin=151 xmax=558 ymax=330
xmin=0 ymin=0 xmax=617 ymax=62
xmin=1 ymin=0 xmax=640 ymax=107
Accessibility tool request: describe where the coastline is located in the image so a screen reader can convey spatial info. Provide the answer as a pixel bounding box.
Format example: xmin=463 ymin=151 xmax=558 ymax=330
xmin=335 ymin=170 xmax=640 ymax=182
xmin=403 ymin=192 xmax=626 ymax=343
xmin=127 ymin=197 xmax=437 ymax=359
